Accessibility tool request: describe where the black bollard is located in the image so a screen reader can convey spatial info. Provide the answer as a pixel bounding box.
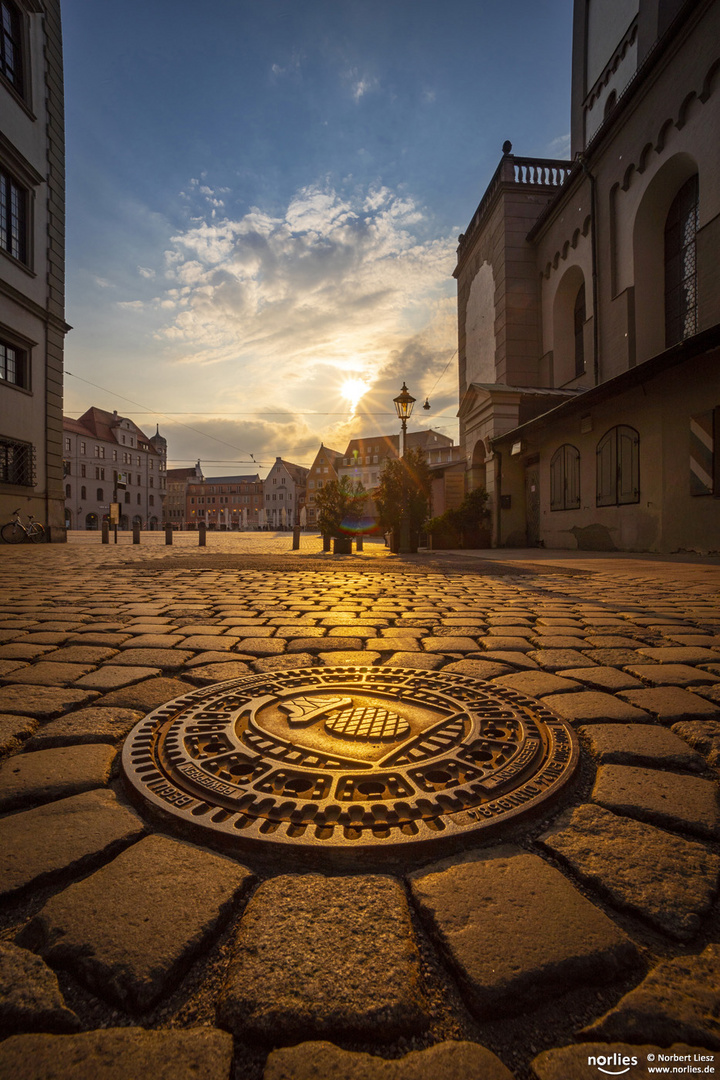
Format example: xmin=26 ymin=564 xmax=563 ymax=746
xmin=165 ymin=523 xmax=173 ymax=545
xmin=322 ymin=534 xmax=331 ymax=552
xmin=132 ymin=523 xmax=140 ymax=545
xmin=355 ymin=533 xmax=363 ymax=552
xmin=292 ymin=525 xmax=301 ymax=550
xmin=101 ymin=521 xmax=109 ymax=545
xmin=198 ymin=521 xmax=207 ymax=547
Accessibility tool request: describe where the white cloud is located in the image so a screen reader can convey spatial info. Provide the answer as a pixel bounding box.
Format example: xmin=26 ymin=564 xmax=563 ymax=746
xmin=125 ymin=179 xmax=458 ymax=451
xmin=93 ymin=276 xmax=114 ymax=289
xmin=547 ymin=132 xmax=571 ymax=159
xmin=137 ymin=266 xmax=155 ymax=279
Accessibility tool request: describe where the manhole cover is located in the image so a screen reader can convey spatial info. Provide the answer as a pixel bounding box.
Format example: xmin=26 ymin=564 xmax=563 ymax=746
xmin=122 ymin=667 xmax=578 ymax=854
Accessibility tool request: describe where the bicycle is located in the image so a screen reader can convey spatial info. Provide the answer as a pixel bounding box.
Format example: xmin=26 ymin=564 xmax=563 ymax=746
xmin=1 ymin=508 xmax=46 ymax=544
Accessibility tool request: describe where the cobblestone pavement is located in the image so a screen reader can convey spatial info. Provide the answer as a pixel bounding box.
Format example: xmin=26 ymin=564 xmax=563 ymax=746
xmin=0 ymin=532 xmax=719 ymax=1079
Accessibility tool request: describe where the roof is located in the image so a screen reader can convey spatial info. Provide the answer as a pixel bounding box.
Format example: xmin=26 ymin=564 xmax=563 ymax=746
xmin=63 ymin=407 xmax=160 ymax=454
xmin=492 ymin=325 xmax=720 ymax=445
xmin=202 ymin=475 xmax=261 ymax=484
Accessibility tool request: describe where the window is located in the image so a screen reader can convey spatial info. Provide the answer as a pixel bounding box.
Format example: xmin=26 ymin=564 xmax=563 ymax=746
xmin=0 ymin=436 xmax=34 ymax=486
xmin=81 ymin=464 xmax=85 ymax=477
xmin=149 ymin=495 xmax=154 ymax=506
xmin=308 ymin=480 xmax=314 ymax=489
xmin=113 ymin=450 xmax=117 ymax=461
xmin=550 ymin=445 xmax=581 ymax=511
xmin=1 ymin=2 xmax=23 ymax=92
xmin=137 ymin=494 xmax=141 ymax=504
xmin=95 ymin=467 xmax=104 ymax=480
xmin=124 ymin=492 xmax=130 ymax=504
xmin=0 ymin=167 xmax=26 ymax=262
xmin=80 ymin=441 xmax=86 ymax=454
xmin=690 ymin=408 xmax=720 ymax=497
xmin=65 ymin=484 xmax=70 ymax=498
xmin=64 ymin=436 xmax=71 ymax=453
xmin=149 ymin=477 xmax=154 ymax=488
xmin=597 ymin=426 xmax=639 ymax=506
xmin=665 ymin=174 xmax=699 ymax=346
xmin=96 ymin=488 xmax=103 ymax=500
xmin=574 ymin=284 xmax=586 ymax=377
xmin=136 ymin=474 xmax=141 ymax=485
xmin=81 ymin=486 xmax=86 ymax=500
xmin=0 ymin=339 xmax=28 ymax=388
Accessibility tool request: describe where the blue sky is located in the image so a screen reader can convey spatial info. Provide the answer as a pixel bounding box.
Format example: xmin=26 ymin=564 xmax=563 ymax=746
xmin=62 ymin=0 xmax=573 ymax=474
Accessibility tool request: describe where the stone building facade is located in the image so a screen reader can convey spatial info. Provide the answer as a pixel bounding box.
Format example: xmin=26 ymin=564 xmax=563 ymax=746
xmin=305 ymin=444 xmax=343 ymax=529
xmin=165 ymin=463 xmax=202 ymax=527
xmin=185 ymin=474 xmax=263 ymax=529
xmin=63 ymin=409 xmax=166 ymax=530
xmin=262 ymin=458 xmax=308 ymax=528
xmin=1 ymin=0 xmax=68 ymax=540
xmin=457 ymin=0 xmax=720 ymax=553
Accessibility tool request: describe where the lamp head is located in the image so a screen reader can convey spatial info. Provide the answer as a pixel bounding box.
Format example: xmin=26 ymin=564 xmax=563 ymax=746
xmin=393 ymin=382 xmax=416 ymax=421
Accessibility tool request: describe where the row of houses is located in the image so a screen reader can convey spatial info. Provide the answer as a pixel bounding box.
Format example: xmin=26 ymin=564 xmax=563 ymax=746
xmin=62 ymin=407 xmax=463 ymax=531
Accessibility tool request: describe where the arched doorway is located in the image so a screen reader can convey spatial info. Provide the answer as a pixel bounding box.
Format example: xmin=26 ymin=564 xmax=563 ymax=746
xmin=85 ymin=513 xmax=98 ymax=530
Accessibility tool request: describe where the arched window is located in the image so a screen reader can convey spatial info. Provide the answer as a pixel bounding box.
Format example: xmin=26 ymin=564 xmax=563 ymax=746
xmin=574 ymin=284 xmax=586 ymax=377
xmin=597 ymin=426 xmax=639 ymax=506
xmin=664 ymin=174 xmax=699 ymax=346
xmin=124 ymin=491 xmax=130 ymax=504
xmin=65 ymin=484 xmax=71 ymax=497
xmin=550 ymin=445 xmax=581 ymax=511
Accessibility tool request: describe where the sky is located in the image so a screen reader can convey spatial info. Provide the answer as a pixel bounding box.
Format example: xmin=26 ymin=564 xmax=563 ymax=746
xmin=61 ymin=0 xmax=573 ymax=476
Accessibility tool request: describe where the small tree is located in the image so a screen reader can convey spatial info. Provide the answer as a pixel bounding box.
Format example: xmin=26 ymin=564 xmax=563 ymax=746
xmin=374 ymin=447 xmax=431 ymax=552
xmin=427 ymin=486 xmax=491 ymax=547
xmin=314 ymin=477 xmax=367 ymax=538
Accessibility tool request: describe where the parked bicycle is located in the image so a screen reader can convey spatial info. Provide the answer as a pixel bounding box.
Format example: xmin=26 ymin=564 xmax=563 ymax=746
xmin=1 ymin=508 xmax=46 ymax=544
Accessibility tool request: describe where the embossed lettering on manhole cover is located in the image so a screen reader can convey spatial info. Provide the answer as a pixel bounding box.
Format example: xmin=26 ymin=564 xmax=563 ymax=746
xmin=121 ymin=667 xmax=578 ymax=853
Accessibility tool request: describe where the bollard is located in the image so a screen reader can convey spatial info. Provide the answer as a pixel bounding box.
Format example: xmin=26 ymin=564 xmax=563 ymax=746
xmin=355 ymin=533 xmax=363 ymax=552
xmin=165 ymin=523 xmax=173 ymax=545
xmin=132 ymin=523 xmax=141 ymax=545
xmin=113 ymin=525 xmax=118 ymax=544
xmin=322 ymin=534 xmax=331 ymax=552
xmin=292 ymin=525 xmax=301 ymax=550
xmin=198 ymin=521 xmax=207 ymax=547
xmin=101 ymin=521 xmax=109 ymax=545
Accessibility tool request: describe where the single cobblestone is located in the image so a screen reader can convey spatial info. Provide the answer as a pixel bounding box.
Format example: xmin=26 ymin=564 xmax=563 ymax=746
xmin=0 ymin=789 xmax=145 ymax=899
xmin=541 ymin=691 xmax=651 ymax=724
xmin=539 ymin=803 xmax=720 ymax=939
xmin=0 ymin=942 xmax=79 ymax=1034
xmin=671 ymin=720 xmax=720 ymax=766
xmin=22 ymin=834 xmax=254 ymax=1011
xmin=0 ymin=685 xmax=98 ymax=718
xmin=557 ymin=666 xmax=644 ymax=691
xmin=74 ymin=665 xmax=161 ymax=691
xmin=0 ymin=744 xmax=117 ymax=810
xmin=527 ymin=649 xmax=598 ymax=671
xmin=218 ymin=874 xmax=429 ymax=1043
xmin=0 ymin=1028 xmax=234 ymax=1080
xmin=493 ymin=671 xmax=582 ymax=697
xmin=24 ymin=707 xmax=142 ymax=749
xmin=578 ymin=724 xmax=706 ymax=769
xmin=592 ymin=764 xmax=720 ymax=839
xmin=408 ymin=847 xmax=637 ymax=1019
xmin=263 ymin=1040 xmax=515 ymax=1080
xmin=0 ymin=713 xmax=38 ymax=754
xmin=109 ymin=648 xmax=195 ymax=669
xmin=625 ymin=664 xmax=720 ymax=687
xmin=619 ymin=686 xmax=720 ymax=721
xmin=582 ymin=945 xmax=720 ymax=1048
xmin=93 ymin=676 xmax=195 ymax=711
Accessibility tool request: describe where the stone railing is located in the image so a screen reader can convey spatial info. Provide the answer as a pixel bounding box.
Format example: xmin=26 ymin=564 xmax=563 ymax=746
xmin=457 ymin=146 xmax=573 ymax=258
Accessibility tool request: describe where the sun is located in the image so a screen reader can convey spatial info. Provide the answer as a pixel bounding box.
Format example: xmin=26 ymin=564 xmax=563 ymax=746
xmin=339 ymin=377 xmax=370 ymax=412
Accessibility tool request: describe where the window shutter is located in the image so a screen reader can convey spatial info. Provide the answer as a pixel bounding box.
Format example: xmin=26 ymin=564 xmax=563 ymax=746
xmin=617 ymin=425 xmax=639 ymax=505
xmin=596 ymin=431 xmax=616 ymax=506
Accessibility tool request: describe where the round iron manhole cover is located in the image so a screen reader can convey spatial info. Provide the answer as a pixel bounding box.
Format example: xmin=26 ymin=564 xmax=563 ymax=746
xmin=121 ymin=666 xmax=579 ymax=854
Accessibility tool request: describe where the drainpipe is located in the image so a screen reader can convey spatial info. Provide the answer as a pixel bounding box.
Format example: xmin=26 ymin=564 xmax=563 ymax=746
xmin=494 ymin=450 xmax=502 ymax=549
xmin=578 ymin=154 xmax=600 ymax=386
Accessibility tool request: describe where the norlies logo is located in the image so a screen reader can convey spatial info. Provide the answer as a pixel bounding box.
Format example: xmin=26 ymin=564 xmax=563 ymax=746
xmin=588 ymin=1052 xmax=639 ymax=1076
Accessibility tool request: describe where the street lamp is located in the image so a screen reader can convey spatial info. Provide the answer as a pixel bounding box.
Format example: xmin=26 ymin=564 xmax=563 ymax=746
xmin=393 ymin=382 xmax=416 ymax=553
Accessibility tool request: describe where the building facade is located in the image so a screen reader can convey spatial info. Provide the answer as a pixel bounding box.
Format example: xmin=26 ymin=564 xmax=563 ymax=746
xmin=185 ymin=474 xmax=263 ymax=529
xmin=262 ymin=458 xmax=308 ymax=528
xmin=1 ymin=0 xmax=68 ymax=540
xmin=165 ymin=462 xmax=202 ymax=527
xmin=457 ymin=0 xmax=720 ymax=552
xmin=63 ymin=409 xmax=166 ymax=530
xmin=305 ymin=444 xmax=343 ymax=529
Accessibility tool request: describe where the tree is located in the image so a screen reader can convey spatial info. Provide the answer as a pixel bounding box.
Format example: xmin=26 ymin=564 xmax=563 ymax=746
xmin=427 ymin=486 xmax=491 ymax=548
xmin=373 ymin=447 xmax=431 ymax=552
xmin=314 ymin=476 xmax=367 ymax=538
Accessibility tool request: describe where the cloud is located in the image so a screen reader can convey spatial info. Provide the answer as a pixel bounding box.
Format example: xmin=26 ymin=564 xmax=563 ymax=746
xmin=547 ymin=132 xmax=571 ymax=159
xmin=93 ymin=276 xmax=114 ymax=289
xmin=137 ymin=266 xmax=155 ymax=279
xmin=125 ymin=178 xmax=458 ymax=458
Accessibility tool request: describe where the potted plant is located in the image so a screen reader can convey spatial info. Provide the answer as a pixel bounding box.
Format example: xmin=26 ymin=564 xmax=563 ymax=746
xmin=314 ymin=477 xmax=367 ymax=555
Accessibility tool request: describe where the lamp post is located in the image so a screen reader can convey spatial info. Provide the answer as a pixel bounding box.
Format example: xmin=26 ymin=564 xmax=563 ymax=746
xmin=393 ymin=382 xmax=416 ymax=553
